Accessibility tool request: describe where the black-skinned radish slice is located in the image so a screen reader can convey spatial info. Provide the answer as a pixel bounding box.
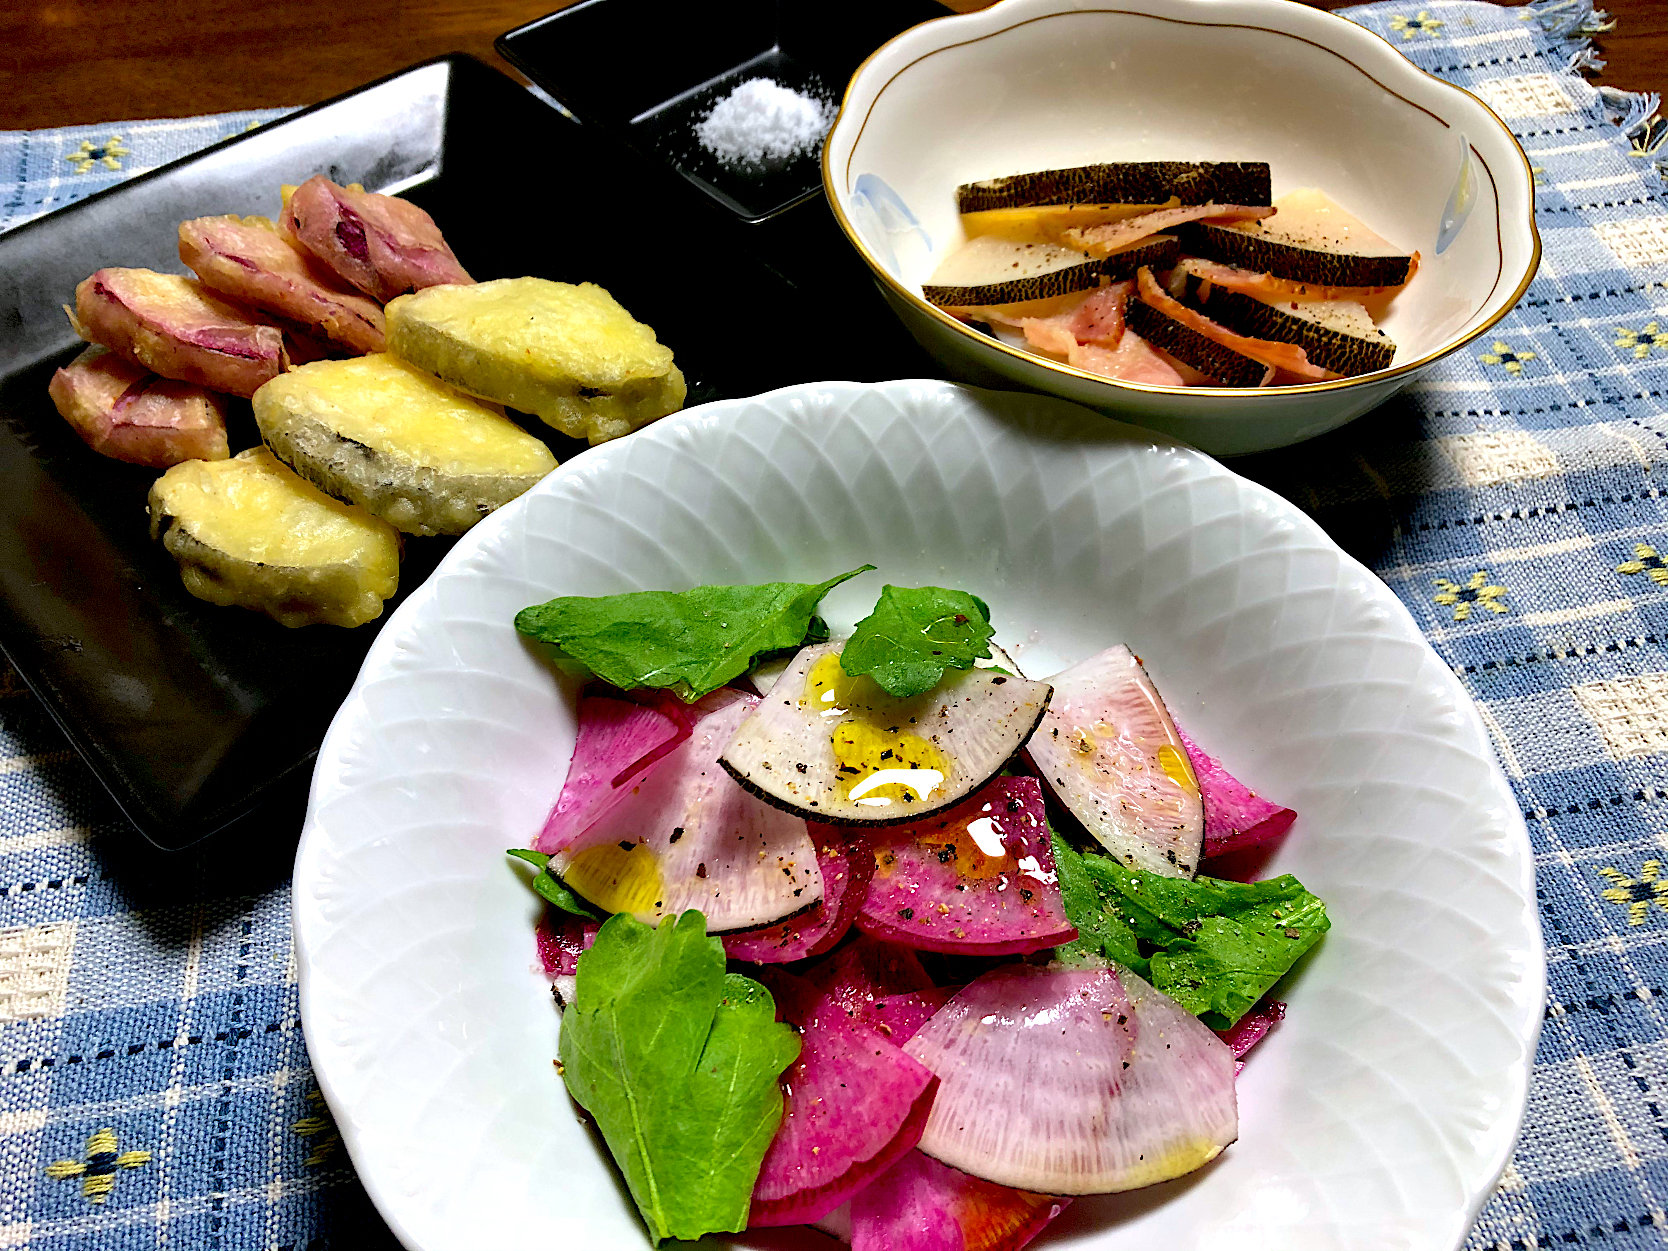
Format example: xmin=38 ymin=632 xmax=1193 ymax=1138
xmin=748 ymin=971 xmax=939 ymax=1227
xmin=1027 ymin=645 xmax=1203 ymax=877
xmin=849 ymin=1150 xmax=1068 ymax=1251
xmin=532 ymin=688 xmax=690 ymax=855
xmin=857 ymin=777 xmax=1076 ymax=956
xmin=544 ymin=691 xmax=824 ymax=930
xmin=720 ymin=640 xmax=1052 ymax=827
xmin=904 ymin=962 xmax=1237 ymax=1194
xmin=1177 ymin=726 xmax=1298 ymax=859
xmin=723 ymin=829 xmax=873 ymax=964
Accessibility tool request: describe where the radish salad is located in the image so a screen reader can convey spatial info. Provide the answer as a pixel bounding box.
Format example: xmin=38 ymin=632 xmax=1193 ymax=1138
xmin=508 ymin=569 xmax=1327 ymax=1248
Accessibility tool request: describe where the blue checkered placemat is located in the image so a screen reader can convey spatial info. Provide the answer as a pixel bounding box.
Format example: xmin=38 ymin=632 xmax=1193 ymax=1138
xmin=3 ymin=3 xmax=1668 ymax=1245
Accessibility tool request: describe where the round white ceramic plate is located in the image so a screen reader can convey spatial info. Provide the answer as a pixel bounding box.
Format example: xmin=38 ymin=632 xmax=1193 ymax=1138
xmin=294 ymin=380 xmax=1543 ymax=1251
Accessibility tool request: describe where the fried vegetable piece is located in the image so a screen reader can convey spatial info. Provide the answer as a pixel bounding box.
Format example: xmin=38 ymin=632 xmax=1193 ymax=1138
xmin=49 ymin=345 xmax=229 ymax=468
xmin=282 ymin=175 xmax=473 ymax=302
xmin=385 ymin=278 xmax=686 ymax=445
xmin=178 ymin=215 xmax=386 ymax=353
xmin=148 ymin=447 xmax=400 ymax=628
xmin=69 ymin=268 xmax=287 ymax=398
xmin=253 ymin=353 xmax=559 ymax=536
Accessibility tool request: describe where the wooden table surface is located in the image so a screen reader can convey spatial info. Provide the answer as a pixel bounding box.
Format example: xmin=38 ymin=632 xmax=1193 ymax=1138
xmin=3 ymin=0 xmax=1663 ymax=132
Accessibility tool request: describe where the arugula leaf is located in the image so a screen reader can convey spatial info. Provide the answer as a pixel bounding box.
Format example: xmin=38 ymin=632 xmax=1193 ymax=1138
xmin=514 ymin=567 xmax=873 ymax=703
xmin=1050 ymin=832 xmax=1329 ymax=1029
xmin=840 ymin=584 xmax=995 ymax=698
xmin=558 ymin=911 xmax=800 ymax=1243
xmin=506 ymin=849 xmax=601 ymax=920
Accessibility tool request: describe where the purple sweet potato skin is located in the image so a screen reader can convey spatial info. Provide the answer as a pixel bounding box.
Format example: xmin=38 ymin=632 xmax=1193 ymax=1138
xmin=48 ymin=344 xmax=229 ymax=468
xmin=178 ymin=215 xmax=386 ymax=353
xmin=284 ymin=175 xmax=473 ymax=302
xmin=71 ymin=268 xmax=286 ymax=398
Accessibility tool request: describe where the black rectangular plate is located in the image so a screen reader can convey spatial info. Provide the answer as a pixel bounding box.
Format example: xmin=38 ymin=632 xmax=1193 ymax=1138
xmin=497 ymin=0 xmax=948 ymax=221
xmin=0 ymin=54 xmax=933 ymax=849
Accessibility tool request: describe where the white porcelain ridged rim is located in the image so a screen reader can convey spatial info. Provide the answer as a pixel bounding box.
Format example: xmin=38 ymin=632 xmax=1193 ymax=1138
xmin=294 ymin=380 xmax=1543 ymax=1251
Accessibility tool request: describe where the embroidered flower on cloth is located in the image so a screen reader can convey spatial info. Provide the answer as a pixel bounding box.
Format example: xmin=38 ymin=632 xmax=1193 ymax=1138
xmin=63 ymin=137 xmax=130 ymax=174
xmin=1614 ymin=322 xmax=1667 ymax=359
xmin=1599 ymin=861 xmax=1668 ymax=925
xmin=1388 ymin=10 xmax=1444 ymax=38
xmin=45 ymin=1128 xmax=152 ymax=1203
xmin=1478 ymin=340 xmax=1537 ymax=375
xmin=1433 ymin=572 xmax=1508 ymax=621
xmin=292 ymin=1088 xmax=342 ymax=1167
xmin=1617 ymin=542 xmax=1668 ymax=585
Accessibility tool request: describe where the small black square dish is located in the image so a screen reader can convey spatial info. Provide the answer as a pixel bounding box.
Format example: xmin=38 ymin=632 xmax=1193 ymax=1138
xmin=0 ymin=53 xmax=925 ymax=850
xmin=497 ymin=0 xmax=949 ymax=222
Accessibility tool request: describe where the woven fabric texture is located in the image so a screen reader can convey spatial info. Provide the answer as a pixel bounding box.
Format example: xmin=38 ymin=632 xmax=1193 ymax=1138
xmin=4 ymin=2 xmax=1668 ymax=1246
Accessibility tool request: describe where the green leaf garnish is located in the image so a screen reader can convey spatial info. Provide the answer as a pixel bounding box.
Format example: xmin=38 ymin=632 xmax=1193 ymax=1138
xmin=514 ymin=567 xmax=874 ymax=703
xmin=1051 ymin=831 xmax=1329 ymax=1029
xmin=506 ymin=849 xmax=602 ymax=919
xmin=558 ymin=911 xmax=800 ymax=1243
xmin=839 ymin=584 xmax=995 ymax=698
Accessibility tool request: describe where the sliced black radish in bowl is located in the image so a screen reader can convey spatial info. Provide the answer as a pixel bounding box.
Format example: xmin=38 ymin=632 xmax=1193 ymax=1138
xmin=720 ymin=640 xmax=1052 ymax=826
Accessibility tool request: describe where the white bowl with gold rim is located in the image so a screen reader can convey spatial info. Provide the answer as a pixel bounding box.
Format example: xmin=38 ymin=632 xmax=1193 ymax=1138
xmin=821 ymin=0 xmax=1540 ymax=456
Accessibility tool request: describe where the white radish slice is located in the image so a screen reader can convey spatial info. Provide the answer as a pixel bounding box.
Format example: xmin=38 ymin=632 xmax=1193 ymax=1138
xmin=720 ymin=640 xmax=1052 ymax=827
xmin=1027 ymin=644 xmax=1203 ymax=877
xmin=904 ymin=962 xmax=1237 ymax=1194
xmin=546 ymin=693 xmax=823 ymax=930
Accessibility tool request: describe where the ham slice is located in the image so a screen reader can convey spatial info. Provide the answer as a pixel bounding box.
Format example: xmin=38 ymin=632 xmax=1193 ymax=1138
xmin=1175 ymin=255 xmax=1419 ymax=321
xmin=1068 ymin=331 xmax=1185 ymax=385
xmin=1135 ymin=268 xmax=1335 ymax=382
xmin=1064 ymin=203 xmax=1273 ymax=258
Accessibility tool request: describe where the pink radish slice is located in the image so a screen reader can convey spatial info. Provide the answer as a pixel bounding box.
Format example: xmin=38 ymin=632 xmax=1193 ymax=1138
xmin=1218 ymin=999 xmax=1286 ymax=1074
xmin=802 ymin=936 xmax=937 ymax=1019
xmin=857 ymin=777 xmax=1076 ymax=956
xmin=905 ymin=962 xmax=1237 ymax=1194
xmin=546 ymin=692 xmax=823 ymax=930
xmin=749 ymin=972 xmax=939 ymax=1227
xmin=1028 ymin=644 xmax=1203 ymax=877
xmin=532 ymin=689 xmax=688 ymax=855
xmin=724 ymin=828 xmax=873 ymax=964
xmin=849 ymin=1149 xmax=1068 ymax=1251
xmin=1176 ymin=727 xmax=1298 ymax=859
xmin=862 ymin=988 xmax=956 ymax=1045
xmin=534 ymin=910 xmax=598 ymax=979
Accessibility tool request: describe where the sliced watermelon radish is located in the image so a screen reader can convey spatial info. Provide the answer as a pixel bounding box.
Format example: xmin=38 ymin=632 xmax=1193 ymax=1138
xmin=535 ymin=909 xmax=598 ymax=978
xmin=856 ymin=777 xmax=1076 ymax=956
xmin=904 ymin=962 xmax=1237 ymax=1194
xmin=802 ymin=935 xmax=937 ymax=1018
xmin=532 ymin=689 xmax=688 ymax=854
xmin=1176 ymin=727 xmax=1298 ymax=859
xmin=723 ymin=828 xmax=873 ymax=964
xmin=850 ymin=1149 xmax=1068 ymax=1251
xmin=749 ymin=970 xmax=939 ymax=1227
xmin=1217 ymin=998 xmax=1286 ymax=1074
xmin=862 ymin=988 xmax=956 ymax=1044
xmin=720 ymin=640 xmax=1053 ymax=827
xmin=544 ymin=693 xmax=824 ymax=931
xmin=1027 ymin=645 xmax=1203 ymax=878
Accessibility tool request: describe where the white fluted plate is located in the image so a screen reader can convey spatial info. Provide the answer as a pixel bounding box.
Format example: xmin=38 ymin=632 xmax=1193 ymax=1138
xmin=294 ymin=380 xmax=1542 ymax=1251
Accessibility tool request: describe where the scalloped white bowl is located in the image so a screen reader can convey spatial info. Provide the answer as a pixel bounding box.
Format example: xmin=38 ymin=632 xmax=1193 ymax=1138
xmin=821 ymin=0 xmax=1540 ymax=455
xmin=295 ymin=380 xmax=1542 ymax=1251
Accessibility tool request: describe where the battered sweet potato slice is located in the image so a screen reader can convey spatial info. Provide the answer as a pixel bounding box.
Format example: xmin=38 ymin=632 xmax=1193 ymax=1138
xmin=48 ymin=344 xmax=230 ymax=467
xmin=178 ymin=215 xmax=386 ymax=353
xmin=69 ymin=268 xmax=286 ymax=397
xmin=283 ymin=175 xmax=472 ymax=302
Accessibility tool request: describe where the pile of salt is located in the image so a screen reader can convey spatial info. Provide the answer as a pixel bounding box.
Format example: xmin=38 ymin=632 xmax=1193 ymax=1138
xmin=696 ymin=78 xmax=833 ymax=169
